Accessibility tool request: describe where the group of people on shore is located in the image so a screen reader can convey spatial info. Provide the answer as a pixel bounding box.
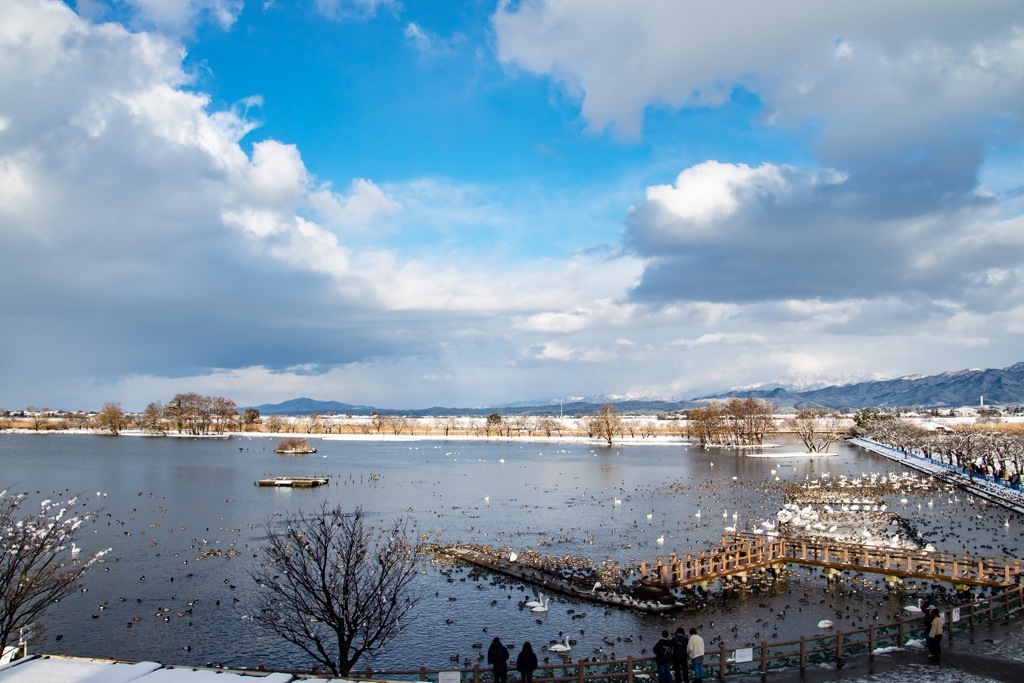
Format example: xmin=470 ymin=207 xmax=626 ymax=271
xmin=654 ymin=627 xmax=705 ymax=683
xmin=485 ymin=627 xmax=705 ymax=683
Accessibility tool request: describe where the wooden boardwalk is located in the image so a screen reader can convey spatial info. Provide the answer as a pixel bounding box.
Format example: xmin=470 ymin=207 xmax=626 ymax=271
xmin=639 ymin=532 xmax=1024 ymax=588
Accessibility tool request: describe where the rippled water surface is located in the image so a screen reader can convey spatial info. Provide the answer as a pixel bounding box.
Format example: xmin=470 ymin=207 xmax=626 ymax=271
xmin=1 ymin=433 xmax=1021 ymax=678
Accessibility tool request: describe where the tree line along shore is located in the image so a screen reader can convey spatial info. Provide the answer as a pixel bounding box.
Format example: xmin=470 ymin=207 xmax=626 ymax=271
xmin=3 ymin=394 xmax=1024 ymax=452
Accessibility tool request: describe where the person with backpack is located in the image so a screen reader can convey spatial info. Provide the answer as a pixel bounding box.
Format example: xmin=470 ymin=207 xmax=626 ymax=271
xmin=653 ymin=630 xmax=674 ymax=683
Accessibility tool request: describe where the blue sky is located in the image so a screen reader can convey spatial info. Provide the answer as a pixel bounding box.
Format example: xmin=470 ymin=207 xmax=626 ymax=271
xmin=1 ymin=0 xmax=1023 ymax=411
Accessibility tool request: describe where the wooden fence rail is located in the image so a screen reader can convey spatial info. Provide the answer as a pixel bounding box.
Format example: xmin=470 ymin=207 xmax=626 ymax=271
xmin=339 ymin=584 xmax=1024 ymax=682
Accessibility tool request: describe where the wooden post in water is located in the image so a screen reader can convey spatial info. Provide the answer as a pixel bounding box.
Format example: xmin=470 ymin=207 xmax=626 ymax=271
xmin=759 ymin=641 xmax=767 ymax=675
xmin=627 ymin=655 xmax=634 ymax=683
xmin=717 ymin=644 xmax=726 ymax=681
xmin=420 ymin=666 xmax=427 ymax=681
xmin=799 ymin=636 xmax=806 ymax=670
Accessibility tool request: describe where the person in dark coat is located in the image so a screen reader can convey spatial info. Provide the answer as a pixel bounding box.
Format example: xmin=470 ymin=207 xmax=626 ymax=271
xmin=488 ymin=637 xmax=510 ymax=683
xmin=516 ymin=641 xmax=538 ymax=683
xmin=671 ymin=626 xmax=690 ymax=683
xmin=653 ymin=630 xmax=674 ymax=683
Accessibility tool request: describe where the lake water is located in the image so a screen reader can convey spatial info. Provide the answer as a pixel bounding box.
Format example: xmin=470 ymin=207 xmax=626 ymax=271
xmin=1 ymin=433 xmax=1021 ymax=679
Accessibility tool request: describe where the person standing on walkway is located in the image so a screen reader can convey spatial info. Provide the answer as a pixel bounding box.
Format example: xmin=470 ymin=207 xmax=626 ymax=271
xmin=488 ymin=637 xmax=510 ymax=683
xmin=653 ymin=630 xmax=674 ymax=683
xmin=671 ymin=626 xmax=690 ymax=683
xmin=687 ymin=627 xmax=705 ymax=683
xmin=927 ymin=608 xmax=944 ymax=663
xmin=516 ymin=641 xmax=538 ymax=683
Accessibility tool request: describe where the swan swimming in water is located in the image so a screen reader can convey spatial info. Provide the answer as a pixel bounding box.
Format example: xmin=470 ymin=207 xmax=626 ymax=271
xmin=525 ymin=593 xmax=545 ymax=609
xmin=548 ymin=635 xmax=571 ymax=653
xmin=531 ymin=597 xmax=550 ymax=612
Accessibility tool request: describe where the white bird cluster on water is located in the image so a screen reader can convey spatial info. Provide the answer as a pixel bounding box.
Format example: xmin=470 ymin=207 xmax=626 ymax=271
xmin=774 ymin=471 xmax=940 ymax=549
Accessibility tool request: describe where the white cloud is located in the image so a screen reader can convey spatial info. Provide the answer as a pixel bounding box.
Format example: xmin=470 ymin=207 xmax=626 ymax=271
xmin=626 ymin=159 xmax=1024 ymax=307
xmin=494 ymin=0 xmax=1024 ymax=153
xmin=668 ymin=332 xmax=767 ymax=349
xmin=121 ymin=0 xmax=243 ymax=33
xmin=403 ymin=22 xmax=462 ymax=58
xmin=644 ymin=161 xmax=790 ymax=227
xmin=314 ymin=0 xmax=397 ymax=20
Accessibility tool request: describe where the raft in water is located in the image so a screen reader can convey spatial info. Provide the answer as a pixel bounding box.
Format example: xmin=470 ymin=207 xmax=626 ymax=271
xmin=254 ymin=477 xmax=329 ymax=488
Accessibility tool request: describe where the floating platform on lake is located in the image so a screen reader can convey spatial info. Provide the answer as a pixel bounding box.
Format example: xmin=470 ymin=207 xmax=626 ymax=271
xmin=254 ymin=477 xmax=329 ymax=488
xmin=436 ymin=545 xmax=683 ymax=613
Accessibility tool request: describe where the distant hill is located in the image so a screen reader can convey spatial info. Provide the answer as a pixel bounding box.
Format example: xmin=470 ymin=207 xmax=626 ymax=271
xmin=700 ymin=362 xmax=1024 ymax=409
xmin=252 ymin=397 xmax=376 ymax=416
xmin=251 ymin=397 xmax=698 ymax=417
xmin=252 ymin=363 xmax=1024 ymax=416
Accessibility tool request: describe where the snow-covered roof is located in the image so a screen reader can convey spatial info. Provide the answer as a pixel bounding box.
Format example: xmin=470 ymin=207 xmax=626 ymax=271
xmin=0 ymin=656 xmax=294 ymax=683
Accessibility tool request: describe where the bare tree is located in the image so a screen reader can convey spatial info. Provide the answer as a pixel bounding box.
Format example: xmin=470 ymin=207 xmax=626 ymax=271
xmin=94 ymin=402 xmax=128 ymax=435
xmin=786 ymin=408 xmax=843 ymax=453
xmin=139 ymin=402 xmax=166 ymax=434
xmin=724 ymin=398 xmax=776 ymax=446
xmin=0 ymin=488 xmax=108 ymax=654
xmin=588 ymin=404 xmax=623 ymax=446
xmin=687 ymin=404 xmax=726 ymax=446
xmin=536 ymin=416 xmax=560 ymax=437
xmin=25 ymin=407 xmax=49 ymax=432
xmin=263 ymin=414 xmax=284 ymax=433
xmin=246 ymin=505 xmax=420 ymax=676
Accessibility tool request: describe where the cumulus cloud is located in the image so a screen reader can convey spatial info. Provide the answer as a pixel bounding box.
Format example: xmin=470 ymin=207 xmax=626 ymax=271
xmin=0 ymin=2 xmax=425 ymax=387
xmin=495 ymin=0 xmax=1024 ymax=324
xmin=0 ymin=0 xmax=654 ymax=410
xmin=493 ymin=1 xmax=1024 ymax=150
xmin=625 ymin=159 xmax=1024 ymax=309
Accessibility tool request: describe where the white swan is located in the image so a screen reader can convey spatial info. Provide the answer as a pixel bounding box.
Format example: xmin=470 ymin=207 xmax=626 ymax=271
xmin=531 ymin=597 xmax=550 ymax=612
xmin=509 ymin=552 xmax=518 ymax=562
xmin=904 ymin=599 xmax=924 ymax=614
xmin=525 ymin=593 xmax=545 ymax=609
xmin=817 ymin=620 xmax=834 ymax=629
xmin=70 ymin=542 xmax=81 ymax=558
xmin=549 ymin=635 xmax=571 ymax=653
xmin=656 ymin=535 xmax=665 ymax=545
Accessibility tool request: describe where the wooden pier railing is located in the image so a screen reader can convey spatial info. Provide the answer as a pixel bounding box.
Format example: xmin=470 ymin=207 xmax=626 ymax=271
xmin=638 ymin=532 xmax=1024 ymax=588
xmin=341 ymin=584 xmax=1024 ymax=682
